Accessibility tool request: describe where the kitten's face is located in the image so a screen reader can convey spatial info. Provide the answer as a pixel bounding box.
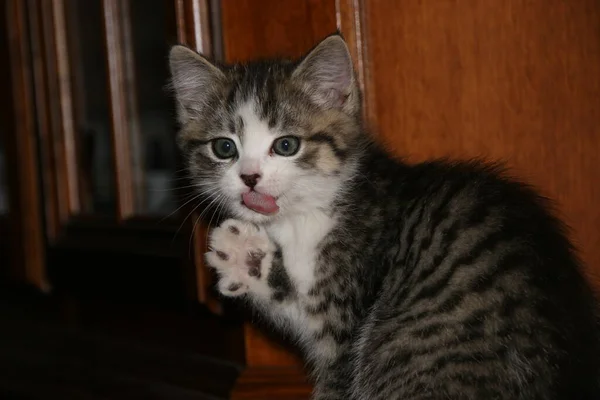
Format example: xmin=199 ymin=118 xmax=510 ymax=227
xmin=169 ymin=35 xmax=362 ymax=223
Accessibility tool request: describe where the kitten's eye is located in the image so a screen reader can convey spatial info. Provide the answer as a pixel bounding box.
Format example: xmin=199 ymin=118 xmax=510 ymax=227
xmin=272 ymin=136 xmax=300 ymax=157
xmin=211 ymin=138 xmax=237 ymax=159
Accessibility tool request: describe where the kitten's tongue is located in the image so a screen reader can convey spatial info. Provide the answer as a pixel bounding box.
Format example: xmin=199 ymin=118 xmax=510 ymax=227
xmin=242 ymin=191 xmax=279 ymax=215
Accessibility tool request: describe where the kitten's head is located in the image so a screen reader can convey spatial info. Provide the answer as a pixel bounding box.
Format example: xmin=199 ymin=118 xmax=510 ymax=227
xmin=169 ymin=34 xmax=365 ymax=224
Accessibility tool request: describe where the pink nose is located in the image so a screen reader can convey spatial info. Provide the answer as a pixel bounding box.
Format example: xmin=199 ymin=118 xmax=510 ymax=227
xmin=240 ymin=174 xmax=260 ymax=188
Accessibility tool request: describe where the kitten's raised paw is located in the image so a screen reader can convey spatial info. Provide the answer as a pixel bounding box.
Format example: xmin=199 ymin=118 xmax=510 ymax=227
xmin=206 ymin=219 xmax=275 ymax=297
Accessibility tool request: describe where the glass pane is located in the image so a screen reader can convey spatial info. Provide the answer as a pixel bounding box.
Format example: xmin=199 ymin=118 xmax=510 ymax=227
xmin=66 ymin=0 xmax=116 ymax=214
xmin=0 ymin=141 xmax=7 ymax=214
xmin=125 ymin=0 xmax=180 ymax=216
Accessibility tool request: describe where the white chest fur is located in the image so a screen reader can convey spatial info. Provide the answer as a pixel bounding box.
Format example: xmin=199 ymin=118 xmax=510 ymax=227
xmin=267 ymin=211 xmax=336 ymax=295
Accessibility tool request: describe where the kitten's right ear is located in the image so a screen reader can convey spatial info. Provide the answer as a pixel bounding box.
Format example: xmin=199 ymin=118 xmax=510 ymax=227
xmin=168 ymin=45 xmax=225 ymax=122
xmin=292 ymin=34 xmax=356 ymax=111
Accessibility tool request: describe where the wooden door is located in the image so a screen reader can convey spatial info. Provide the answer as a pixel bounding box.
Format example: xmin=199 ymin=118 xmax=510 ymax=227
xmin=347 ymin=0 xmax=600 ymax=287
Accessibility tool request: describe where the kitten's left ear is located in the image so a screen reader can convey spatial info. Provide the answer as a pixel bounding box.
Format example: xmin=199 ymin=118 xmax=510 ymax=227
xmin=292 ymin=34 xmax=357 ymax=110
xmin=169 ymin=45 xmax=225 ymax=122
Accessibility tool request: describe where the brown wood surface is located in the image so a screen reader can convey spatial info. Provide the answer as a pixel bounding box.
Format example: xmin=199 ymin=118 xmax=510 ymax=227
xmin=336 ymin=0 xmax=377 ymax=126
xmin=102 ymin=0 xmax=136 ymax=220
xmin=3 ymin=0 xmax=47 ymax=289
xmin=48 ymin=0 xmax=81 ymax=218
xmin=175 ymin=0 xmax=213 ymax=55
xmin=231 ymin=365 xmax=312 ymax=400
xmin=119 ymin=0 xmax=145 ymax=215
xmin=27 ymin=0 xmax=61 ymax=240
xmin=27 ymin=0 xmax=81 ymax=240
xmin=361 ymin=1 xmax=600 ymax=288
xmin=221 ymin=0 xmax=336 ymax=61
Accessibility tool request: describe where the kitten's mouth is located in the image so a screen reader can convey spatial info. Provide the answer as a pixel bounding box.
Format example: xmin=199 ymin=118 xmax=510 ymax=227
xmin=241 ymin=191 xmax=279 ymax=215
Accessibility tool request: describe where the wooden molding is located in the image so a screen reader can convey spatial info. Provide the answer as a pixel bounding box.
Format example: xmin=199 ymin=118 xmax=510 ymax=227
xmin=175 ymin=0 xmax=213 ymax=55
xmin=27 ymin=0 xmax=81 ymax=239
xmin=102 ymin=0 xmax=136 ymax=220
xmin=230 ymin=367 xmax=311 ymax=400
xmin=231 ymin=323 xmax=312 ymax=398
xmin=336 ymin=0 xmax=377 ymax=129
xmin=243 ymin=324 xmax=304 ymax=368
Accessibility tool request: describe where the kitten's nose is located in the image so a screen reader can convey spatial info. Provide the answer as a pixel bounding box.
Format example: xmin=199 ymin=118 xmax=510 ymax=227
xmin=240 ymin=173 xmax=260 ymax=188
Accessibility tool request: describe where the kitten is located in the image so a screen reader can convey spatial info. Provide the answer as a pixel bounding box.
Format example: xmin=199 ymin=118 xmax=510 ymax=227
xmin=169 ymin=34 xmax=600 ymax=399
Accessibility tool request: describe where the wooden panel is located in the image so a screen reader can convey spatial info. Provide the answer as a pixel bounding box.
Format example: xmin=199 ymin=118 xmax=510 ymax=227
xmin=27 ymin=0 xmax=82 ymax=239
xmin=175 ymin=0 xmax=213 ymax=55
xmin=232 ymin=327 xmax=308 ymax=400
xmin=3 ymin=0 xmax=47 ymax=289
xmin=102 ymin=0 xmax=136 ymax=220
xmin=362 ymin=1 xmax=600 ymax=286
xmin=231 ymin=366 xmax=311 ymax=400
xmin=27 ymin=0 xmax=62 ymax=239
xmin=221 ymin=0 xmax=336 ymax=61
xmin=336 ymin=0 xmax=376 ymax=125
xmin=242 ymin=324 xmax=302 ymax=367
xmin=47 ymin=0 xmax=81 ymax=216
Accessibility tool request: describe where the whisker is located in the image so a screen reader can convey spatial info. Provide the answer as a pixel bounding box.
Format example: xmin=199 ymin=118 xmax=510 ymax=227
xmin=196 ymin=192 xmax=223 ymax=223
xmin=161 ymin=184 xmax=218 ymax=223
xmin=162 ymin=192 xmax=202 ymax=223
xmin=209 ymin=195 xmax=229 ymax=250
xmin=190 ymin=193 xmax=224 ymax=257
xmin=149 ymin=183 xmax=204 ymax=192
xmin=171 ymin=189 xmax=219 ymax=245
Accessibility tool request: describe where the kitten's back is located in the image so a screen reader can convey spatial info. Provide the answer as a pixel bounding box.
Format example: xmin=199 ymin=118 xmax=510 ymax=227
xmin=348 ymin=151 xmax=600 ymax=399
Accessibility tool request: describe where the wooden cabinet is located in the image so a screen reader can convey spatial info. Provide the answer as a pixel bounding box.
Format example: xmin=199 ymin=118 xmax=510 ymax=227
xmin=1 ymin=0 xmax=599 ymax=398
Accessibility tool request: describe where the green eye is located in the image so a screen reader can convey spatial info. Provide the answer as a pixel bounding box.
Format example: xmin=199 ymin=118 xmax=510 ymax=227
xmin=211 ymin=138 xmax=237 ymax=159
xmin=272 ymin=136 xmax=300 ymax=157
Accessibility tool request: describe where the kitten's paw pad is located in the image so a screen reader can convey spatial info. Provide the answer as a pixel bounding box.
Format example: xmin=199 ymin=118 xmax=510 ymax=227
xmin=206 ymin=219 xmax=274 ymax=296
xmin=217 ymin=277 xmax=248 ymax=297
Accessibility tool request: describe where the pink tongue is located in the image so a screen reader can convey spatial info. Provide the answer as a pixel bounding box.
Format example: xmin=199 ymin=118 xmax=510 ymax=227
xmin=242 ymin=191 xmax=279 ymax=215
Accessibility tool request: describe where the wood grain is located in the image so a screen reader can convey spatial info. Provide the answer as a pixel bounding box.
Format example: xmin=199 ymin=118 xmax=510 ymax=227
xmin=175 ymin=0 xmax=213 ymax=55
xmin=102 ymin=0 xmax=136 ymax=220
xmin=27 ymin=0 xmax=82 ymax=239
xmin=4 ymin=0 xmax=47 ymax=289
xmin=27 ymin=0 xmax=62 ymax=240
xmin=336 ymin=0 xmax=377 ymax=127
xmin=49 ymin=0 xmax=81 ymax=217
xmin=221 ymin=0 xmax=336 ymax=61
xmin=362 ymin=0 xmax=600 ymax=287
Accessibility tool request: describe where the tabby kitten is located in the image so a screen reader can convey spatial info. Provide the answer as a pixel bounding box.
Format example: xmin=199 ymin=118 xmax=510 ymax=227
xmin=169 ymin=34 xmax=600 ymax=399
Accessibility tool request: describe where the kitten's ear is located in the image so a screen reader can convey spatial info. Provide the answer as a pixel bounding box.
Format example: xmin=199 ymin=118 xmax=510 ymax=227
xmin=292 ymin=35 xmax=356 ymax=110
xmin=169 ymin=45 xmax=225 ymax=122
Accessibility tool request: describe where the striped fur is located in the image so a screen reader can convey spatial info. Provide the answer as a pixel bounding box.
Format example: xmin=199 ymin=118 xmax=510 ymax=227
xmin=170 ymin=34 xmax=600 ymax=399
